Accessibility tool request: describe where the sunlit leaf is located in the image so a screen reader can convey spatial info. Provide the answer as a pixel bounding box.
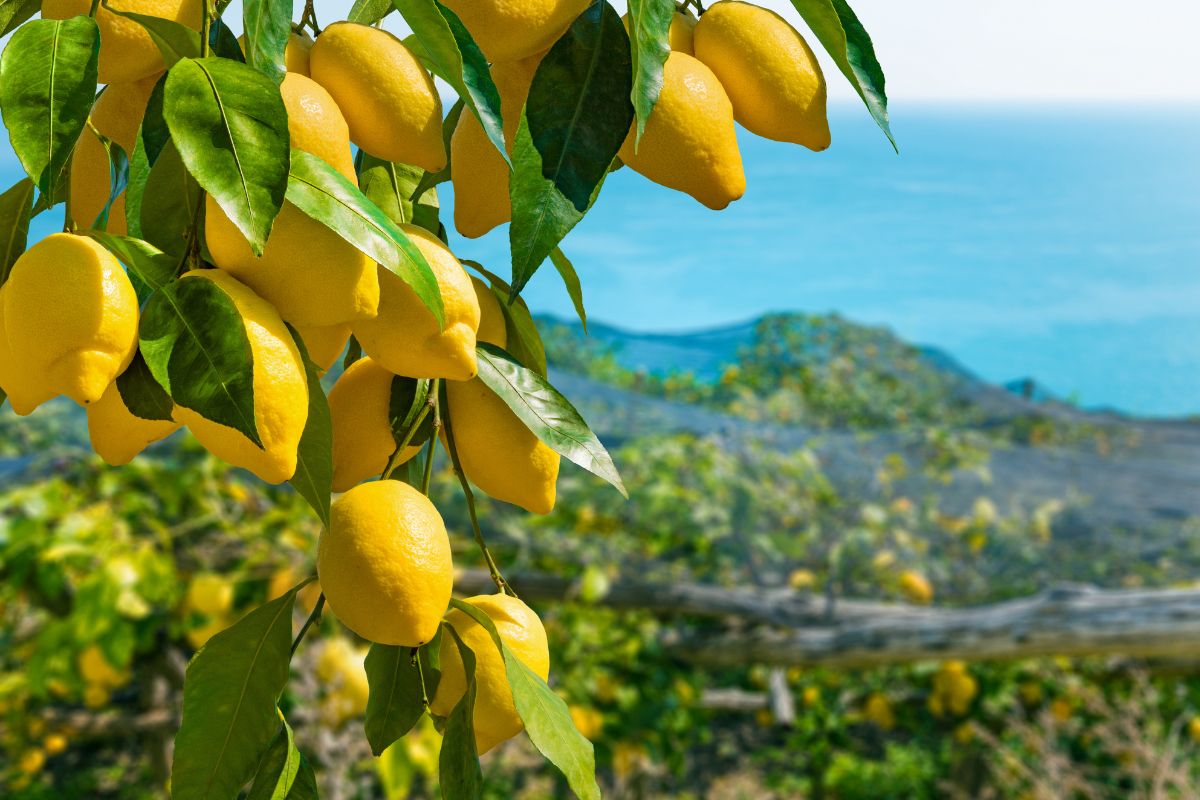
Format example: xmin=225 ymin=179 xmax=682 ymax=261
xmin=286 ymin=324 xmax=332 ymax=528
xmin=0 ymin=177 xmax=34 ymax=286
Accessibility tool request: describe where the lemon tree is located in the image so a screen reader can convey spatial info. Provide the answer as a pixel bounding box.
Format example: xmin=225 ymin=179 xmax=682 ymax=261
xmin=0 ymin=0 xmax=893 ymax=794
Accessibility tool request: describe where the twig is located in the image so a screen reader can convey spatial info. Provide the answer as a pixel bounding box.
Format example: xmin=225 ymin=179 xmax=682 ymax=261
xmin=290 ymin=592 xmax=325 ymax=656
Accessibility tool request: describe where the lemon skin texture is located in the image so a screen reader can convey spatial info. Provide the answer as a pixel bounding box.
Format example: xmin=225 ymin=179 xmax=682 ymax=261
xmin=310 ymin=23 xmax=445 ymax=172
xmin=694 ymin=1 xmax=830 ymax=150
xmin=317 ymin=480 xmax=453 ymax=646
xmin=439 ymin=0 xmax=588 ymax=63
xmin=445 ymin=377 xmax=559 ymax=514
xmin=623 ymin=9 xmax=696 ymax=54
xmin=328 ymin=356 xmax=422 ymax=493
xmin=618 ymin=52 xmax=745 ymax=210
xmin=295 ymin=323 xmax=351 ymax=371
xmin=172 ymin=271 xmax=308 ymax=485
xmin=42 ymin=0 xmax=202 ymax=84
xmin=450 ymin=55 xmax=540 ymax=238
xmin=430 ymin=594 xmax=550 ymax=755
xmin=2 ymin=233 xmax=138 ymax=408
xmin=0 ymin=285 xmax=56 ymax=416
xmin=471 ymin=277 xmax=508 ymax=348
xmin=71 ymin=76 xmax=159 ymax=235
xmin=86 ymin=382 xmax=181 ymax=466
xmin=352 ymin=225 xmax=480 ymax=381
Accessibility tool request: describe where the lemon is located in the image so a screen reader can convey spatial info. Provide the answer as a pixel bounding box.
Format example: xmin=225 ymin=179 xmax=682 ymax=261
xmin=445 ymin=377 xmax=558 ymax=514
xmin=2 ymin=233 xmax=138 ymax=408
xmin=239 ymin=30 xmax=313 ymax=75
xmin=317 ymin=637 xmax=370 ymax=724
xmin=77 ymin=645 xmax=126 ymax=688
xmin=471 ymin=276 xmax=507 ymax=348
xmin=18 ymin=748 xmax=45 ymax=775
xmin=622 ymin=9 xmax=696 ymax=54
xmin=439 ymin=0 xmax=589 ymax=63
xmin=172 ymin=271 xmax=308 ymax=484
xmin=295 ymin=323 xmax=350 ymax=371
xmin=694 ymin=1 xmax=829 ymax=150
xmin=328 ymin=356 xmax=422 ymax=493
xmin=352 ymin=225 xmax=480 ymax=381
xmin=266 ymin=566 xmax=323 ymax=613
xmin=317 ymin=480 xmax=453 ymax=646
xmin=310 ymin=23 xmax=445 ymax=171
xmin=430 ymin=594 xmax=550 ymax=755
xmin=186 ymin=616 xmax=230 ymax=649
xmin=898 ymin=570 xmax=934 ymax=604
xmin=86 ymin=381 xmax=181 ymax=466
xmin=864 ymin=692 xmax=895 ymax=730
xmin=42 ymin=0 xmax=202 ymax=84
xmin=618 ymin=52 xmax=745 ymax=210
xmin=185 ymin=572 xmax=234 ymax=617
xmin=569 ymin=705 xmax=604 ymax=740
xmin=42 ymin=734 xmax=68 ymax=756
xmin=0 ymin=285 xmax=55 ymax=415
xmin=450 ymin=55 xmax=540 ymax=238
xmin=71 ymin=76 xmax=160 ymax=235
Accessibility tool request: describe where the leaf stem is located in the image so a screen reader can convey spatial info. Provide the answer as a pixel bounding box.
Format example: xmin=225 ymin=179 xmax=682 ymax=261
xmin=413 ymin=646 xmax=430 ymax=707
xmin=199 ymin=0 xmax=211 ymax=58
xmin=88 ymin=0 xmax=101 ymax=17
xmin=379 ymin=381 xmax=438 ymax=481
xmin=299 ymin=0 xmax=321 ymax=36
xmin=290 ymin=592 xmax=325 ymax=656
xmin=420 ymin=395 xmax=441 ymax=494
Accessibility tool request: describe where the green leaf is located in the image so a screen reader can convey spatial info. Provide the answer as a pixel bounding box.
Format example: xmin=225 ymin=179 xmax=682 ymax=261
xmin=137 ymin=141 xmax=203 ymax=262
xmin=285 ymin=149 xmax=444 ymax=326
xmin=448 ymin=599 xmax=600 ymax=800
xmin=348 ymin=0 xmax=393 ymax=25
xmin=286 ymin=324 xmax=333 ymax=528
xmin=246 ymin=719 xmax=318 ymax=800
xmin=0 ymin=17 xmax=100 ymax=200
xmin=0 ymin=177 xmax=34 ymax=287
xmin=139 ymin=276 xmax=262 ymax=447
xmin=409 ymin=100 xmax=462 ymax=205
xmin=549 ymin=247 xmax=586 ymax=332
xmin=357 ymin=151 xmax=440 ymax=229
xmin=364 ymin=640 xmax=438 ymax=756
xmin=171 ymin=585 xmax=302 ymax=800
xmin=0 ymin=0 xmax=39 ymax=38
xmin=438 ymin=625 xmax=483 ymax=800
xmin=164 ymin=57 xmax=290 ymax=255
xmin=86 ymin=231 xmax=178 ymax=304
xmin=126 ymin=75 xmax=169 ymax=239
xmin=626 ymin=0 xmax=673 ymax=146
xmin=465 ymin=261 xmax=546 ymax=376
xmin=91 ymin=134 xmax=130 ymax=232
xmin=393 ymin=0 xmax=507 ymax=166
xmin=210 ymin=18 xmax=247 ymax=62
xmin=475 ymin=343 xmax=624 ymax=495
xmin=243 ymin=0 xmax=292 ymax=81
xmin=389 ymin=376 xmax=434 ymax=447
xmin=342 ymin=335 xmax=363 ymax=370
xmin=789 ymin=0 xmax=894 ymax=150
xmin=101 ymin=2 xmax=201 ymax=67
xmin=116 ymin=350 xmax=175 ymax=422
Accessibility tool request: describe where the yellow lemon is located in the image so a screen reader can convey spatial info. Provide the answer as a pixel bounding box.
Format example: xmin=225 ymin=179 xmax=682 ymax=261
xmin=430 ymin=594 xmax=550 ymax=755
xmin=864 ymin=692 xmax=894 ymax=730
xmin=173 ymin=271 xmax=308 ymax=484
xmin=317 ymin=480 xmax=453 ymax=646
xmin=71 ymin=75 xmax=160 ymax=235
xmin=82 ymin=685 xmax=111 ymax=709
xmin=352 ymin=225 xmax=480 ymax=380
xmin=317 ymin=637 xmax=370 ymax=723
xmin=0 ymin=285 xmax=55 ymax=415
xmin=450 ymin=55 xmax=540 ymax=238
xmin=439 ymin=0 xmax=588 ymax=63
xmin=328 ymin=356 xmax=423 ymax=493
xmin=622 ymin=9 xmax=696 ymax=54
xmin=42 ymin=734 xmax=68 ymax=756
xmin=445 ymin=377 xmax=558 ymax=514
xmin=694 ymin=1 xmax=829 ymax=150
xmin=471 ymin=276 xmax=507 ymax=348
xmin=185 ymin=572 xmax=234 ymax=617
xmin=18 ymin=748 xmax=45 ymax=775
xmin=2 ymin=233 xmax=138 ymax=407
xmin=295 ymin=323 xmax=351 ymax=371
xmin=898 ymin=570 xmax=934 ymax=604
xmin=77 ymin=645 xmax=125 ymax=688
xmin=310 ymin=23 xmax=445 ymax=171
xmin=1189 ymin=717 xmax=1200 ymax=743
xmin=569 ymin=705 xmax=604 ymax=740
xmin=618 ymin=52 xmax=745 ymax=210
xmin=86 ymin=381 xmax=181 ymax=466
xmin=42 ymin=0 xmax=202 ymax=84
xmin=266 ymin=566 xmax=323 ymax=613
xmin=186 ymin=616 xmax=230 ymax=649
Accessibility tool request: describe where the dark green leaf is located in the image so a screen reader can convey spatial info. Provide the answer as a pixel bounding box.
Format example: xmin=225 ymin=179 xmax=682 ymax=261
xmin=86 ymin=231 xmax=177 ymax=304
xmin=91 ymin=135 xmax=130 ymax=232
xmin=126 ymin=75 xmax=169 ymax=239
xmin=357 ymin=151 xmax=439 ymax=229
xmin=438 ymin=625 xmax=482 ymax=800
xmin=0 ymin=388 xmax=7 ymax=411
xmin=409 ymin=100 xmax=462 ymax=205
xmin=210 ymin=18 xmax=247 ymax=62
xmin=171 ymin=586 xmax=302 ymax=800
xmin=286 ymin=149 xmax=444 ymax=326
xmin=0 ymin=17 xmax=100 ymax=200
xmin=348 ymin=0 xmax=393 ymax=25
xmin=790 ymin=0 xmax=894 ymax=150
xmin=342 ymin=335 xmax=362 ymax=370
xmin=139 ymin=276 xmax=261 ymax=447
xmin=116 ymin=350 xmax=175 ymax=422
xmin=389 ymin=376 xmax=434 ymax=447
xmin=364 ymin=640 xmax=438 ymax=756
xmin=164 ymin=57 xmax=290 ymax=254
xmin=243 ymin=0 xmax=292 ymax=81
xmin=0 ymin=0 xmax=39 ymax=38
xmin=549 ymin=247 xmax=585 ymax=332
xmin=0 ymin=177 xmax=34 ymax=287
xmin=101 ymin=2 xmax=201 ymax=66
xmin=286 ymin=324 xmax=332 ymax=528
xmin=246 ymin=719 xmax=317 ymax=800
xmin=475 ymin=343 xmax=624 ymax=495
xmin=137 ymin=141 xmax=202 ymax=261
xmin=466 ymin=261 xmax=546 ymax=376
xmin=626 ymin=0 xmax=673 ymax=146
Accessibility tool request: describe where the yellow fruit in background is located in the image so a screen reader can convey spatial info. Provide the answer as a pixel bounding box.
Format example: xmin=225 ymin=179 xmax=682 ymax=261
xmin=317 ymin=480 xmax=453 ymax=646
xmin=430 ymin=594 xmax=550 ymax=755
xmin=18 ymin=747 xmax=45 ymax=775
xmin=622 ymin=9 xmax=697 ymax=54
xmin=788 ymin=568 xmax=816 ymax=590
xmin=864 ymin=692 xmax=895 ymax=730
xmin=186 ymin=616 xmax=230 ymax=649
xmin=450 ymin=55 xmax=540 ymax=238
xmin=439 ymin=0 xmax=588 ymax=63
xmin=87 ymin=381 xmax=181 ymax=466
xmin=172 ymin=271 xmax=308 ymax=484
xmin=78 ymin=645 xmax=125 ymax=688
xmin=2 ymin=233 xmax=138 ymax=408
xmin=295 ymin=323 xmax=351 ymax=371
xmin=309 ymin=23 xmax=445 ymax=171
xmin=42 ymin=0 xmax=202 ymax=84
xmin=328 ymin=356 xmax=422 ymax=492
xmin=82 ymin=685 xmax=111 ymax=709
xmin=1188 ymin=717 xmax=1200 ymax=743
xmin=618 ymin=52 xmax=745 ymax=210
xmin=445 ymin=377 xmax=559 ymax=514
xmin=693 ymin=1 xmax=829 ymax=150
xmin=185 ymin=573 xmax=234 ymax=617
xmin=570 ymin=705 xmax=604 ymax=740
xmin=42 ymin=733 xmax=68 ymax=756
xmin=898 ymin=570 xmax=934 ymax=604
xmin=266 ymin=566 xmax=322 ymax=613
xmin=71 ymin=76 xmax=159 ymax=235
xmin=317 ymin=637 xmax=371 ymax=724
xmin=1050 ymin=698 xmax=1072 ymax=724
xmin=0 ymin=285 xmax=55 ymax=416
xmin=471 ymin=276 xmax=507 ymax=348
xmin=353 ymin=225 xmax=480 ymax=381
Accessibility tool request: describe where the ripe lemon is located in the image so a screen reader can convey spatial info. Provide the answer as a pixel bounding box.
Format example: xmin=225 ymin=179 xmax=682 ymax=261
xmin=622 ymin=9 xmax=697 ymax=54
xmin=471 ymin=276 xmax=507 ymax=348
xmin=898 ymin=570 xmax=934 ymax=604
xmin=439 ymin=0 xmax=588 ymax=63
xmin=0 ymin=285 xmax=55 ymax=415
xmin=42 ymin=0 xmax=202 ymax=84
xmin=450 ymin=55 xmax=540 ymax=238
xmin=71 ymin=76 xmax=159 ymax=235
xmin=239 ymin=30 xmax=313 ymax=75
xmin=430 ymin=594 xmax=550 ymax=754
xmin=86 ymin=381 xmax=181 ymax=466
xmin=694 ymin=1 xmax=829 ymax=150
xmin=317 ymin=480 xmax=453 ymax=646
xmin=185 ymin=572 xmax=234 ymax=617
xmin=445 ymin=377 xmax=558 ymax=514
xmin=328 ymin=356 xmax=422 ymax=493
xmin=295 ymin=323 xmax=350 ymax=371
xmin=310 ymin=23 xmax=445 ymax=171
xmin=618 ymin=52 xmax=745 ymax=210
xmin=352 ymin=225 xmax=480 ymax=381
xmin=317 ymin=637 xmax=370 ymax=724
xmin=172 ymin=271 xmax=308 ymax=485
xmin=2 ymin=233 xmax=138 ymax=408
xmin=77 ymin=645 xmax=126 ymax=688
